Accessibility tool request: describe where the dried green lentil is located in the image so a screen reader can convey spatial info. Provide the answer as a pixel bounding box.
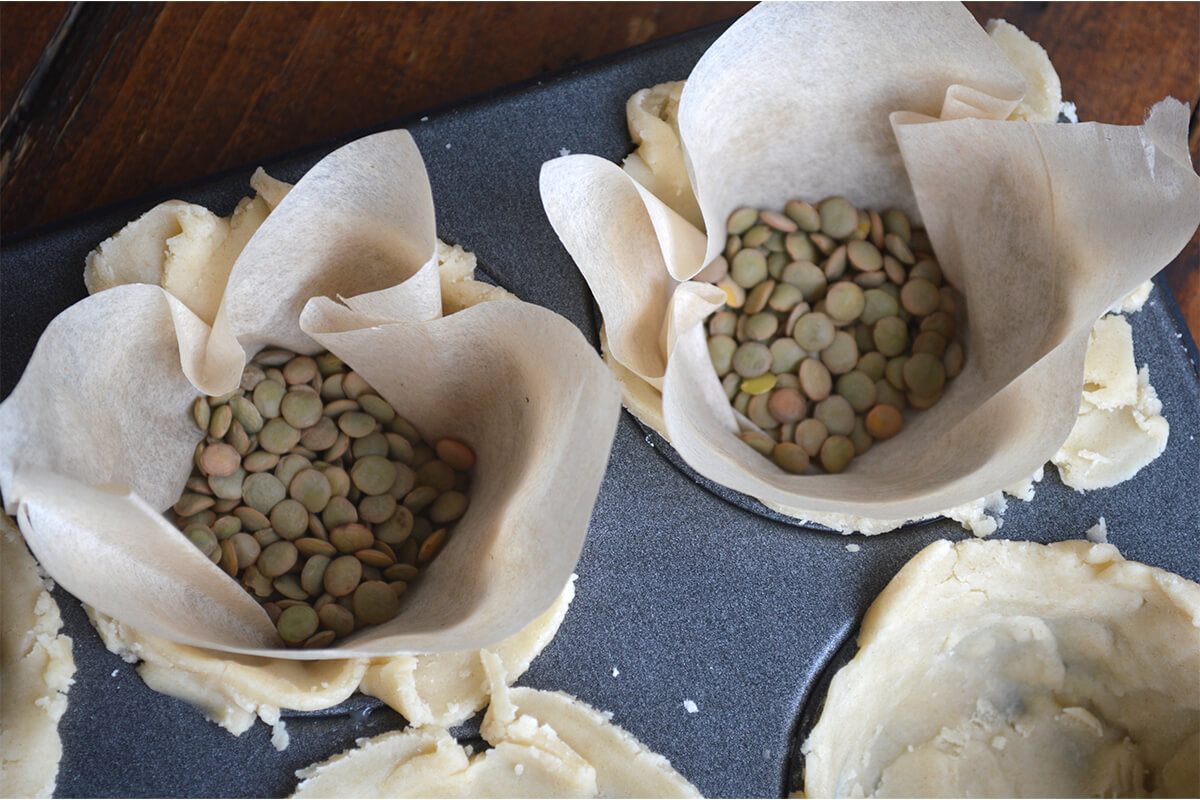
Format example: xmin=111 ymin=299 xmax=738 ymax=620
xmin=169 ymin=347 xmax=476 ymax=647
xmin=698 ymin=200 xmax=965 ymax=473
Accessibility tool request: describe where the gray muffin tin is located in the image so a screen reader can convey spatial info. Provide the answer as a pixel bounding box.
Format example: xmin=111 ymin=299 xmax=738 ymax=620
xmin=2 ymin=21 xmax=1197 ymax=799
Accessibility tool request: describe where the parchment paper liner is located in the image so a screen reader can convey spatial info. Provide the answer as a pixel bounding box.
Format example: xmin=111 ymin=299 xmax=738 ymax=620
xmin=0 ymin=130 xmax=621 ymax=658
xmin=540 ymin=2 xmax=1200 ymax=522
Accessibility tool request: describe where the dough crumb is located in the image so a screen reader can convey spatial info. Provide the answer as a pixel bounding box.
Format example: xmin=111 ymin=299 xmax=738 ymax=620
xmin=559 ymin=148 xmax=571 ymax=157
xmin=514 ymin=763 xmax=525 ymax=776
xmin=271 ymin=719 xmax=290 ymax=752
xmin=683 ymin=699 xmax=699 ymax=714
xmin=611 ymin=667 xmax=620 ymax=678
xmin=845 ymin=543 xmax=861 ymax=553
xmin=1086 ymin=517 xmax=1109 ymax=544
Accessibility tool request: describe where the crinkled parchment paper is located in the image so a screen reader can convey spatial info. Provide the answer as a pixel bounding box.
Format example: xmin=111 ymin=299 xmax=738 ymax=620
xmin=0 ymin=130 xmax=621 ymax=658
xmin=540 ymin=2 xmax=1200 ymax=522
xmin=75 ymin=190 xmax=578 ymax=740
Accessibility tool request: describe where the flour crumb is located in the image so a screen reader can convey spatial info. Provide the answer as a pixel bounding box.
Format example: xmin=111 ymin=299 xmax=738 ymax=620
xmin=1060 ymin=101 xmax=1079 ymax=122
xmin=559 ymin=147 xmax=572 ymax=157
xmin=611 ymin=666 xmax=620 ymax=678
xmin=111 ymin=669 xmax=118 ymax=677
xmin=420 ymin=116 xmax=429 ymax=122
xmin=271 ymin=719 xmax=290 ymax=751
xmin=683 ymin=699 xmax=699 ymax=714
xmin=845 ymin=543 xmax=860 ymax=552
xmin=1085 ymin=517 xmax=1109 ymax=544
xmin=514 ymin=763 xmax=525 ymax=776
xmin=445 ymin=143 xmax=452 ymax=149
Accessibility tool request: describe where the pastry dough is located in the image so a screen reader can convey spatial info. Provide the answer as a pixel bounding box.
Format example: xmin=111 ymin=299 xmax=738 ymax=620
xmin=80 ymin=172 xmax=563 ymax=741
xmin=0 ymin=513 xmax=75 ymax=798
xmin=621 ymin=82 xmax=702 ymax=230
xmin=89 ymin=608 xmax=367 ymax=740
xmin=84 ymin=169 xmax=291 ymax=323
xmin=358 ymin=575 xmax=575 ymax=728
xmin=545 ymin=0 xmax=1198 ymax=523
xmin=985 ymin=19 xmax=1063 ymax=123
xmin=613 ymin=25 xmax=1167 ymax=534
xmin=293 ymin=651 xmax=699 ymax=798
xmin=1052 ymin=315 xmax=1169 ymax=490
xmin=763 ymin=468 xmax=1043 ymax=537
xmin=801 ymin=539 xmax=1200 ymax=798
xmin=90 ymin=578 xmax=576 ymax=745
xmin=83 ymin=173 xmax=513 ymax=324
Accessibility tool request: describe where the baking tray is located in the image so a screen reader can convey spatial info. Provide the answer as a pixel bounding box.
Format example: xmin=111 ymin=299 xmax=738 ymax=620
xmin=2 ymin=20 xmax=1198 ymax=799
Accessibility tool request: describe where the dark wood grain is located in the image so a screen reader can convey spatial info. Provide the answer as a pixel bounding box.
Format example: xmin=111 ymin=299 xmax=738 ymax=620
xmin=1 ymin=1 xmax=1197 ymax=335
xmin=0 ymin=1 xmax=70 ymax=109
xmin=0 ymin=2 xmax=754 ymax=232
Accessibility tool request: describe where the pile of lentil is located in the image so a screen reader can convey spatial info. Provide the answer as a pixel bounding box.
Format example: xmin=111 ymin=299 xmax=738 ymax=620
xmin=169 ymin=348 xmax=475 ymax=648
xmin=706 ymin=198 xmax=963 ymax=474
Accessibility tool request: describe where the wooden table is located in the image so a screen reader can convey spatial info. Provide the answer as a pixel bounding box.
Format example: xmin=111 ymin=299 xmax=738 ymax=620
xmin=3 ymin=2 xmax=1197 ymax=338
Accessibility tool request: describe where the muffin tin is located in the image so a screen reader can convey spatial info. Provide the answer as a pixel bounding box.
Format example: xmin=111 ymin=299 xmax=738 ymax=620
xmin=2 ymin=21 xmax=1197 ymax=799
